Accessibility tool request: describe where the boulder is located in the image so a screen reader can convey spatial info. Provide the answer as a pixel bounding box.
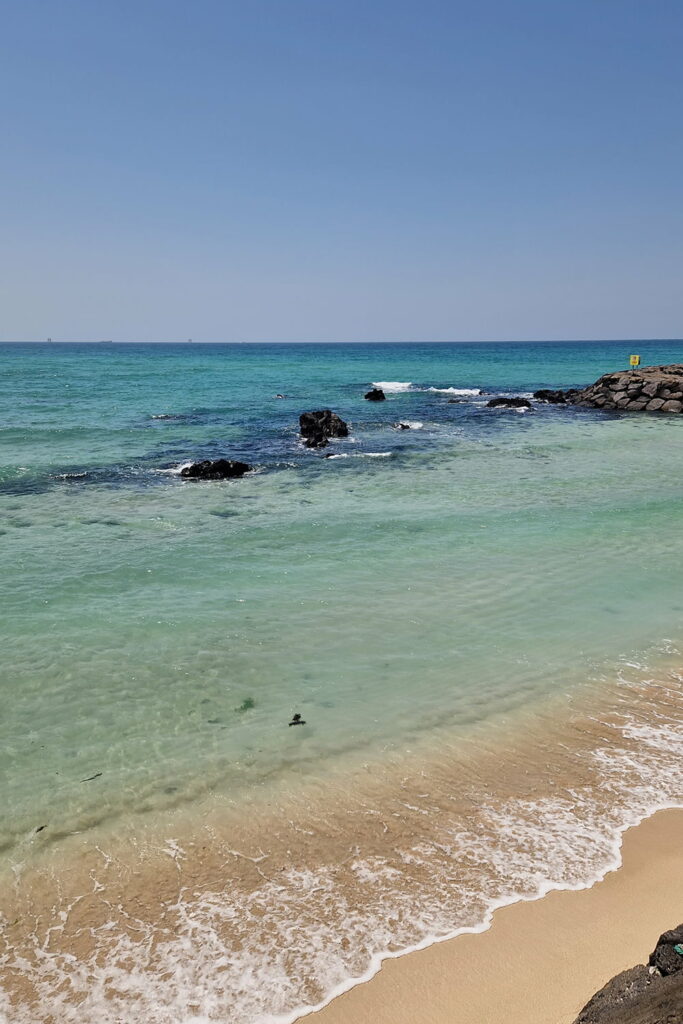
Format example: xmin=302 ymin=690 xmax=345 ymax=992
xmin=180 ymin=459 xmax=251 ymax=480
xmin=566 ymin=365 xmax=683 ymax=414
xmin=574 ymin=923 xmax=683 ymax=1024
xmin=486 ymin=397 xmax=531 ymax=409
xmin=533 ymin=389 xmax=569 ymax=403
xmin=649 ymin=925 xmax=683 ymax=976
xmin=299 ymin=410 xmax=349 ymax=449
xmin=364 ymin=388 xmax=386 ymax=401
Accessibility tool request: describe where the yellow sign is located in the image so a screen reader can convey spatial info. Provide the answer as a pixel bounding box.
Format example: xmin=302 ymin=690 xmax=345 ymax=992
xmin=630 ymin=354 xmax=640 ymax=367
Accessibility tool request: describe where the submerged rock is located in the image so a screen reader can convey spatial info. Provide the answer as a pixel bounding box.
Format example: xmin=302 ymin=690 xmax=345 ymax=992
xmin=180 ymin=459 xmax=252 ymax=479
xmin=486 ymin=397 xmax=531 ymax=409
xmin=533 ymin=388 xmax=579 ymax=404
xmin=364 ymin=388 xmax=386 ymax=401
xmin=574 ymin=923 xmax=683 ymax=1024
xmin=299 ymin=410 xmax=349 ymax=449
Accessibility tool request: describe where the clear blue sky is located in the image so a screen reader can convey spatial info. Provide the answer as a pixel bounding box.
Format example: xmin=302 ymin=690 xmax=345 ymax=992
xmin=1 ymin=0 xmax=681 ymax=342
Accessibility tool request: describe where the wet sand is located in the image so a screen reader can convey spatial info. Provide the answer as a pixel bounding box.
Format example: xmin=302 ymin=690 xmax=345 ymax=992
xmin=303 ymin=807 xmax=683 ymax=1024
xmin=2 ymin=674 xmax=681 ymax=1024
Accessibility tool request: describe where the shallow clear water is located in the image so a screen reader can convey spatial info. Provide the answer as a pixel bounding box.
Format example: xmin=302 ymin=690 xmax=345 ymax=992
xmin=2 ymin=340 xmax=683 ymax=1022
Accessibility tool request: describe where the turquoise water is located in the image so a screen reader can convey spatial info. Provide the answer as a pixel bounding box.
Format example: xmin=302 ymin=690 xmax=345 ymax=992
xmin=2 ymin=340 xmax=683 ymax=843
xmin=3 ymin=341 xmax=683 ymax=1023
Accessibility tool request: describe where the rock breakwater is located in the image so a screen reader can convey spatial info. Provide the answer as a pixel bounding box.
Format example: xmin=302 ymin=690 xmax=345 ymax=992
xmin=538 ymin=364 xmax=683 ymax=413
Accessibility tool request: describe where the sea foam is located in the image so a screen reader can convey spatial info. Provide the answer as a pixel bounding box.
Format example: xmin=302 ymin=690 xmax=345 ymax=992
xmin=4 ymin=669 xmax=683 ymax=1024
xmin=371 ymin=381 xmax=413 ymax=392
xmin=425 ymin=386 xmax=481 ymax=395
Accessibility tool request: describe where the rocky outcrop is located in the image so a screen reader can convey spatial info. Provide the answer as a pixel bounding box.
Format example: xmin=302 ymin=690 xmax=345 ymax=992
xmin=180 ymin=459 xmax=251 ymax=479
xmin=574 ymin=924 xmax=683 ymax=1024
xmin=649 ymin=925 xmax=683 ymax=976
xmin=486 ymin=397 xmax=531 ymax=409
xmin=533 ymin=388 xmax=579 ymax=404
xmin=566 ymin=365 xmax=683 ymax=413
xmin=299 ymin=410 xmax=349 ymax=448
xmin=364 ymin=388 xmax=386 ymax=401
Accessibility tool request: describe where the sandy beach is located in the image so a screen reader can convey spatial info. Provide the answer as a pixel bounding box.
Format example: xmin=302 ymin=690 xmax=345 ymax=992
xmin=303 ymin=807 xmax=683 ymax=1024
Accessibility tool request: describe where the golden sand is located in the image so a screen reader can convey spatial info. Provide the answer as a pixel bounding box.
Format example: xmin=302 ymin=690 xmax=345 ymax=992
xmin=1 ymin=669 xmax=682 ymax=1022
xmin=303 ymin=808 xmax=683 ymax=1024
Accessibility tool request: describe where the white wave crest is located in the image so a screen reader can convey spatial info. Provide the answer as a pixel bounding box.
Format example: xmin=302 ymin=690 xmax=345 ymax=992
xmin=371 ymin=381 xmax=413 ymax=392
xmin=157 ymin=461 xmax=194 ymax=476
xmin=326 ymin=452 xmax=391 ymax=459
xmin=426 ymin=387 xmax=481 ymax=395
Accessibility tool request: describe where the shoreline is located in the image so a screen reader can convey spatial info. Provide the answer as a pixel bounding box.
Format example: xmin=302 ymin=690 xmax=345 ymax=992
xmin=296 ymin=806 xmax=683 ymax=1024
xmin=2 ymin=670 xmax=683 ymax=1023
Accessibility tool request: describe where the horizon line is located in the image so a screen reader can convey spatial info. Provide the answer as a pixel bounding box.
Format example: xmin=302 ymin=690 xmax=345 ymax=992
xmin=1 ymin=338 xmax=682 ymax=346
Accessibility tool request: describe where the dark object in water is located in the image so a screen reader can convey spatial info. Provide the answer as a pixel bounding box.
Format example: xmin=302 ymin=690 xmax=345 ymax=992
xmin=533 ymin=388 xmax=571 ymax=404
xmin=81 ymin=772 xmax=103 ymax=783
xmin=235 ymin=697 xmax=256 ymax=713
xmin=364 ymin=388 xmax=386 ymax=401
xmin=180 ymin=459 xmax=252 ymax=480
xmin=486 ymin=397 xmax=531 ymax=409
xmin=35 ymin=825 xmax=46 ymax=833
xmin=299 ymin=410 xmax=349 ymax=449
xmin=274 ymin=394 xmax=285 ymax=399
xmin=394 ymin=422 xmax=411 ymax=430
xmin=289 ymin=713 xmax=306 ymax=726
xmin=447 ymin=399 xmax=462 ymax=404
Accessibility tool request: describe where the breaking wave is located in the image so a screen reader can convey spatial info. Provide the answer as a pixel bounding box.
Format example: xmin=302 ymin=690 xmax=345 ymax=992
xmin=3 ymin=666 xmax=683 ymax=1024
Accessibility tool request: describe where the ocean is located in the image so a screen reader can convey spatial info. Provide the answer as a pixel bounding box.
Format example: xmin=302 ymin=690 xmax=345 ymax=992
xmin=2 ymin=340 xmax=683 ymax=1023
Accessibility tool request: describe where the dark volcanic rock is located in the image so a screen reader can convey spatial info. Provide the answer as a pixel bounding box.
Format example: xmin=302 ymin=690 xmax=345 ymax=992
xmin=486 ymin=397 xmax=531 ymax=409
xmin=180 ymin=459 xmax=251 ymax=480
xmin=569 ymin=364 xmax=683 ymax=413
xmin=649 ymin=925 xmax=683 ymax=976
xmin=574 ymin=924 xmax=683 ymax=1024
xmin=533 ymin=388 xmax=579 ymax=404
xmin=299 ymin=409 xmax=349 ymax=449
xmin=364 ymin=388 xmax=386 ymax=401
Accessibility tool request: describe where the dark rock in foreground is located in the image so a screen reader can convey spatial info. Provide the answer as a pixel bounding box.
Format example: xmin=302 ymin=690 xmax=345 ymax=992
xmin=650 ymin=924 xmax=683 ymax=976
xmin=486 ymin=397 xmax=531 ymax=409
xmin=566 ymin=365 xmax=683 ymax=413
xmin=180 ymin=459 xmax=252 ymax=480
xmin=575 ymin=924 xmax=683 ymax=1024
xmin=364 ymin=388 xmax=386 ymax=401
xmin=299 ymin=409 xmax=349 ymax=448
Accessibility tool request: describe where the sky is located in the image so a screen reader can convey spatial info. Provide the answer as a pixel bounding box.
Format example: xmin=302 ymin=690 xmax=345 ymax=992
xmin=1 ymin=0 xmax=682 ymax=342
